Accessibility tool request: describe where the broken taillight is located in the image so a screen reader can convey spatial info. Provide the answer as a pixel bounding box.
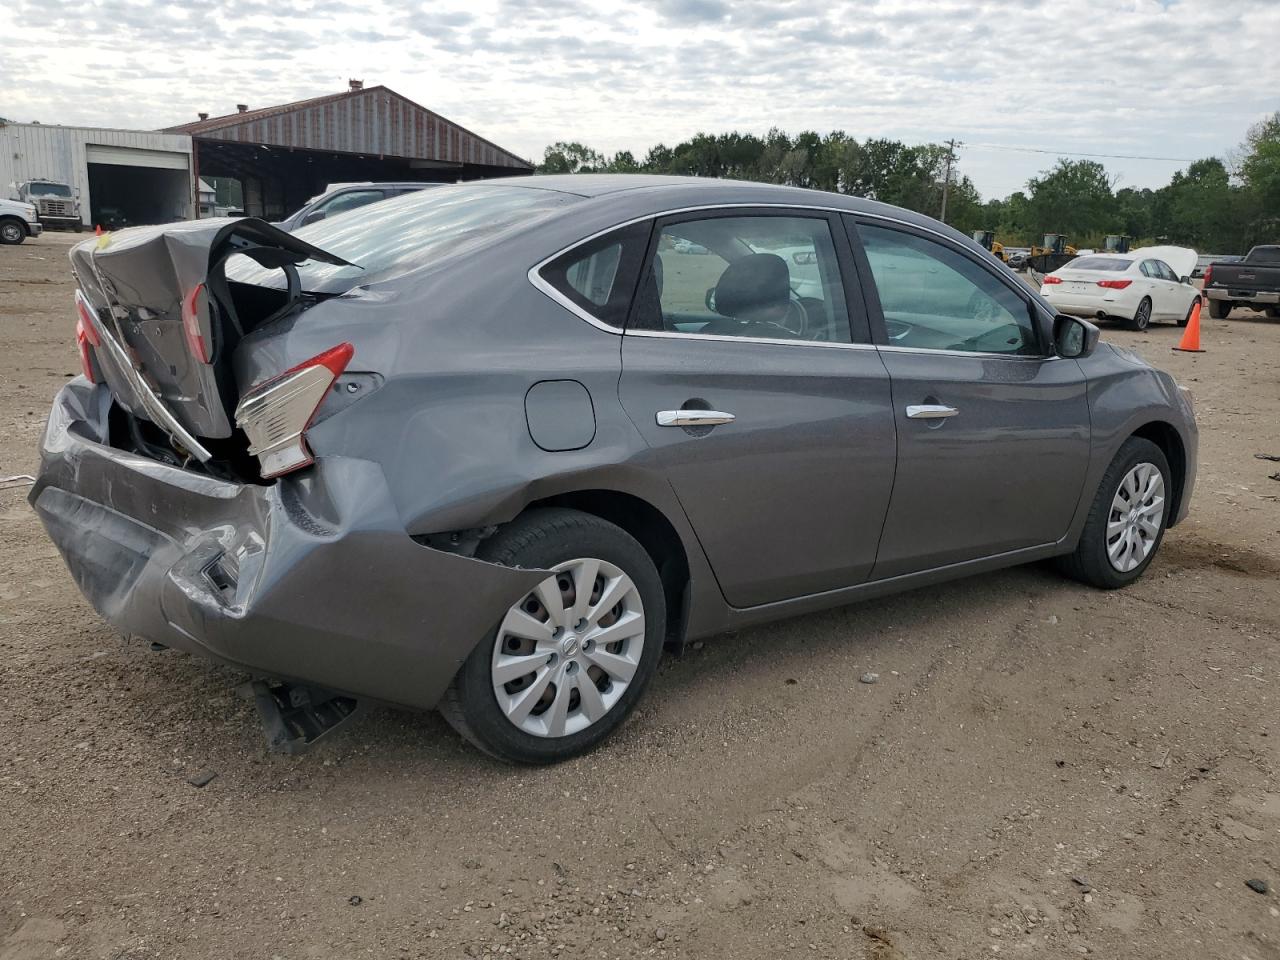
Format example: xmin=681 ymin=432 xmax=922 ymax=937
xmin=233 ymin=343 xmax=354 ymax=479
xmin=182 ymin=283 xmax=211 ymax=363
xmin=74 ymin=290 xmax=100 ymax=383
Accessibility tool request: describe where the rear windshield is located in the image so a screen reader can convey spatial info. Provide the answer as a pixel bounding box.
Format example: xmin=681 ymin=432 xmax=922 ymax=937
xmin=1069 ymin=257 xmax=1131 ymax=272
xmin=1246 ymin=246 xmax=1280 ymax=265
xmin=227 ymin=184 xmax=576 ymax=292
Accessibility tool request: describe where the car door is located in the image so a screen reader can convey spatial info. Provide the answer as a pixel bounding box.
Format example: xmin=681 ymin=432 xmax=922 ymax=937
xmin=1153 ymin=259 xmax=1195 ymax=318
xmin=617 ymin=209 xmax=897 ymax=608
xmin=846 ymin=217 xmax=1091 ymax=580
xmin=1135 ymin=259 xmax=1171 ymax=317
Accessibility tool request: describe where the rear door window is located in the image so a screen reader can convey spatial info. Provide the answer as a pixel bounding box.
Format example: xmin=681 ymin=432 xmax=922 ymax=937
xmin=631 ymin=214 xmax=854 ymax=343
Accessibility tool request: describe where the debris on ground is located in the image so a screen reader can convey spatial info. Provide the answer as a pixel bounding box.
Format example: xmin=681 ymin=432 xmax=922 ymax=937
xmin=1246 ymin=879 xmax=1269 ymax=895
xmin=186 ymin=770 xmax=217 ymax=788
xmin=860 ymin=672 xmax=880 ymax=684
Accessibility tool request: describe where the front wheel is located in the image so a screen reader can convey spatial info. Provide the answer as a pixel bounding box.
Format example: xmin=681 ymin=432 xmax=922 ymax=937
xmin=1126 ymin=297 xmax=1152 ymax=331
xmin=1057 ymin=437 xmax=1171 ymax=589
xmin=440 ymin=508 xmax=666 ymax=763
xmin=0 ymin=219 xmax=25 ymax=245
xmin=1208 ymin=299 xmax=1231 ymax=320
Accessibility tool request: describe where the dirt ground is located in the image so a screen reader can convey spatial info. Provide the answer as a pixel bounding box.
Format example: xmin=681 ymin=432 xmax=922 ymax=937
xmin=2 ymin=231 xmax=1279 ymax=960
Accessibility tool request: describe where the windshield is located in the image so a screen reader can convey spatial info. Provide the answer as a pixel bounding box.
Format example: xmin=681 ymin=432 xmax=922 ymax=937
xmin=1069 ymin=257 xmax=1131 ymax=272
xmin=229 ymin=184 xmax=576 ymax=292
xmin=27 ymin=181 xmax=72 ymax=198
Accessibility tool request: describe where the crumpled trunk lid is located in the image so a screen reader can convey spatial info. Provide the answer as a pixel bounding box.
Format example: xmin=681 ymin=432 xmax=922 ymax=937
xmin=69 ymin=218 xmax=352 ymax=455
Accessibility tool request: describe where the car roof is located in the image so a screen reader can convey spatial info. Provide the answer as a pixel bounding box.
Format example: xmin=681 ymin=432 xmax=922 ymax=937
xmin=468 ymin=174 xmax=976 ymax=247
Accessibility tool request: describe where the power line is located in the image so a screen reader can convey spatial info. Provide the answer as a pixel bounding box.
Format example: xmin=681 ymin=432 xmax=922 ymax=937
xmin=965 ymin=141 xmax=1198 ymax=163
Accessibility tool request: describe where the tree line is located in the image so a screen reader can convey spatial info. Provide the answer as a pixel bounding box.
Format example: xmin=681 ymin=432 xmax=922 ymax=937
xmin=538 ymin=113 xmax=1280 ymax=254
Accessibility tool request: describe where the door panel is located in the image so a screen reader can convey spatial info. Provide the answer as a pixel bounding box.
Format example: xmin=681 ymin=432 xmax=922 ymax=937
xmin=619 ymin=337 xmax=897 ymax=606
xmin=871 ymin=350 xmax=1089 ymax=578
xmin=619 ymin=210 xmax=895 ymax=608
xmin=847 ymin=217 xmax=1090 ymax=578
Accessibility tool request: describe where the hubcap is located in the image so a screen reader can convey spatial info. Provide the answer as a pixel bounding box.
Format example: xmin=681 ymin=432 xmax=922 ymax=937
xmin=1107 ymin=462 xmax=1165 ymax=573
xmin=491 ymin=558 xmax=645 ymax=738
xmin=1 ymin=225 xmax=20 ymax=242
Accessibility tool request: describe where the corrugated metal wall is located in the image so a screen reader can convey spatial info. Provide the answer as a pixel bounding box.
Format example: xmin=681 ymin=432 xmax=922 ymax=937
xmin=192 ymin=89 xmax=527 ymax=169
xmin=0 ymin=124 xmax=194 ymax=225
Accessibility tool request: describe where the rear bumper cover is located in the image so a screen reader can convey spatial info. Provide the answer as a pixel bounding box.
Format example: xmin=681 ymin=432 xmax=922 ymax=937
xmin=30 ymin=380 xmax=548 ymax=710
xmin=1204 ymin=287 xmax=1280 ymax=305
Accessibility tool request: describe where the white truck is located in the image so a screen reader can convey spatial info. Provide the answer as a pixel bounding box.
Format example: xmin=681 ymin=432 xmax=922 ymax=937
xmin=0 ymin=196 xmax=43 ymax=244
xmin=8 ymin=179 xmax=82 ymax=232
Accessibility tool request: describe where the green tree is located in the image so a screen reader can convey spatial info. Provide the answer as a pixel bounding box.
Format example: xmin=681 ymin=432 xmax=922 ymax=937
xmin=537 ymin=142 xmax=605 ymax=174
xmin=1239 ymin=112 xmax=1280 ymax=242
xmin=1024 ymin=159 xmax=1114 ymax=239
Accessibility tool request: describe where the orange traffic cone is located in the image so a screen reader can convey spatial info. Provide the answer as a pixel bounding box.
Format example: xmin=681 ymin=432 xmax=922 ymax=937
xmin=1173 ymin=299 xmax=1205 ymax=353
xmin=94 ymin=224 xmax=102 ymax=236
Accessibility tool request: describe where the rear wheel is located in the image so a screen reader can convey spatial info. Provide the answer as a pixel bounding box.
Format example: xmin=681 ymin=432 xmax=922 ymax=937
xmin=1208 ymin=299 xmax=1231 ymax=320
xmin=0 ymin=219 xmax=25 ymax=245
xmin=1126 ymin=297 xmax=1152 ymax=331
xmin=440 ymin=508 xmax=665 ymax=763
xmin=1056 ymin=437 xmax=1171 ymax=589
xmin=1265 ymin=306 xmax=1280 ymax=319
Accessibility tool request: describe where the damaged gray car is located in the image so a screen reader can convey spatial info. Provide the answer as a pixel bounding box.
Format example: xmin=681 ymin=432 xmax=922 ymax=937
xmin=32 ymin=176 xmax=1198 ymax=763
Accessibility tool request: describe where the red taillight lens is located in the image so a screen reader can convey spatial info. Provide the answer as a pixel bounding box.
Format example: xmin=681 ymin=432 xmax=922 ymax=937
xmin=1202 ymin=265 xmax=1213 ymax=287
xmin=74 ymin=291 xmax=100 ymax=383
xmin=233 ymin=343 xmax=354 ymax=479
xmin=182 ymin=283 xmax=211 ymax=363
xmin=75 ymin=291 xmax=101 ymax=346
xmin=1043 ymin=276 xmax=1062 ymax=285
xmin=1097 ymin=279 xmax=1133 ymax=289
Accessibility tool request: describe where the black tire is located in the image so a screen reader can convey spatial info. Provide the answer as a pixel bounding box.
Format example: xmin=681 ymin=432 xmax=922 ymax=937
xmin=1056 ymin=437 xmax=1171 ymax=590
xmin=1208 ymin=299 xmax=1231 ymax=320
xmin=1265 ymin=306 xmax=1280 ymax=320
xmin=73 ymin=221 xmax=84 ymax=233
xmin=0 ymin=218 xmax=26 ymax=245
xmin=1178 ymin=297 xmax=1200 ymax=327
xmin=440 ymin=508 xmax=666 ymax=763
xmin=1125 ymin=297 xmax=1152 ymax=331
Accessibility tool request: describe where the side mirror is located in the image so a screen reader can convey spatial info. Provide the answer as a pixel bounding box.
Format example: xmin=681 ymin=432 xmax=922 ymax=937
xmin=1180 ymin=276 xmax=1192 ymax=285
xmin=792 ymin=251 xmax=817 ymax=265
xmin=1054 ymin=314 xmax=1100 ymax=359
xmin=300 ymin=209 xmax=327 ymax=226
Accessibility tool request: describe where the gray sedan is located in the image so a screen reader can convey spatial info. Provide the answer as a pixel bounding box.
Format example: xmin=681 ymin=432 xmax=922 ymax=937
xmin=32 ymin=176 xmax=1198 ymax=763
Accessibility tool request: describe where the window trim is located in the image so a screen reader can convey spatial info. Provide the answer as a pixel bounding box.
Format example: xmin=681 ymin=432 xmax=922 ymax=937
xmin=526 ymin=202 xmax=1055 ymax=356
xmin=844 ymin=214 xmax=1055 ymax=360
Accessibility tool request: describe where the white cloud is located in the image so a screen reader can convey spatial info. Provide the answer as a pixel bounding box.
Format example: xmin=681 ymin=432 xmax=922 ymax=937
xmin=1 ymin=0 xmax=1277 ymax=197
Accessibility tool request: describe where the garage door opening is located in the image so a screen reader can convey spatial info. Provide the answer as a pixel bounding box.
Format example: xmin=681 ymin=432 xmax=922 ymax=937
xmin=86 ymin=144 xmax=191 ymax=230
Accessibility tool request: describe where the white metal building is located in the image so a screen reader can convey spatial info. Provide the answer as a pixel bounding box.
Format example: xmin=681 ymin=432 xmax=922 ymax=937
xmin=0 ymin=122 xmax=194 ymax=228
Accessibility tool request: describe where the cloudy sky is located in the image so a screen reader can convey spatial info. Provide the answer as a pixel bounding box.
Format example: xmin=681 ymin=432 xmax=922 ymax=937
xmin=2 ymin=0 xmax=1278 ymax=198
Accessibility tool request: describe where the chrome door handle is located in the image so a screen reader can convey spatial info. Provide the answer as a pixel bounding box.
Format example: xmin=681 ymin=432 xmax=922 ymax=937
xmin=906 ymin=404 xmax=959 ymax=420
xmin=656 ymin=409 xmax=736 ymax=427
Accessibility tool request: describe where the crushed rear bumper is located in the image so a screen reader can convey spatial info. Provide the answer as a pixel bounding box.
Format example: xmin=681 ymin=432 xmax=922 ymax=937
xmin=30 ymin=380 xmax=548 ymax=711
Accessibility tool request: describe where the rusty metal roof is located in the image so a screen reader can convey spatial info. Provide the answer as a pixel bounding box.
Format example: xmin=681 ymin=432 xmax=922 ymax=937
xmin=162 ymin=85 xmax=531 ymax=170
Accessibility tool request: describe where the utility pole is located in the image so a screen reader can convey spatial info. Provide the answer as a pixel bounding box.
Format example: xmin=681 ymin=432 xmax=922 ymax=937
xmin=940 ymin=138 xmax=960 ymax=223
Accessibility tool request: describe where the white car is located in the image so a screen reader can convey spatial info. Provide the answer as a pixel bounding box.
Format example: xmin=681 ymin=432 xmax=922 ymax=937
xmin=1040 ymin=247 xmax=1201 ymax=331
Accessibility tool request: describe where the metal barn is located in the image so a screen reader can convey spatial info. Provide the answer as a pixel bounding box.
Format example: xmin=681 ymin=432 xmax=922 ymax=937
xmin=164 ymin=81 xmax=534 ymax=220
